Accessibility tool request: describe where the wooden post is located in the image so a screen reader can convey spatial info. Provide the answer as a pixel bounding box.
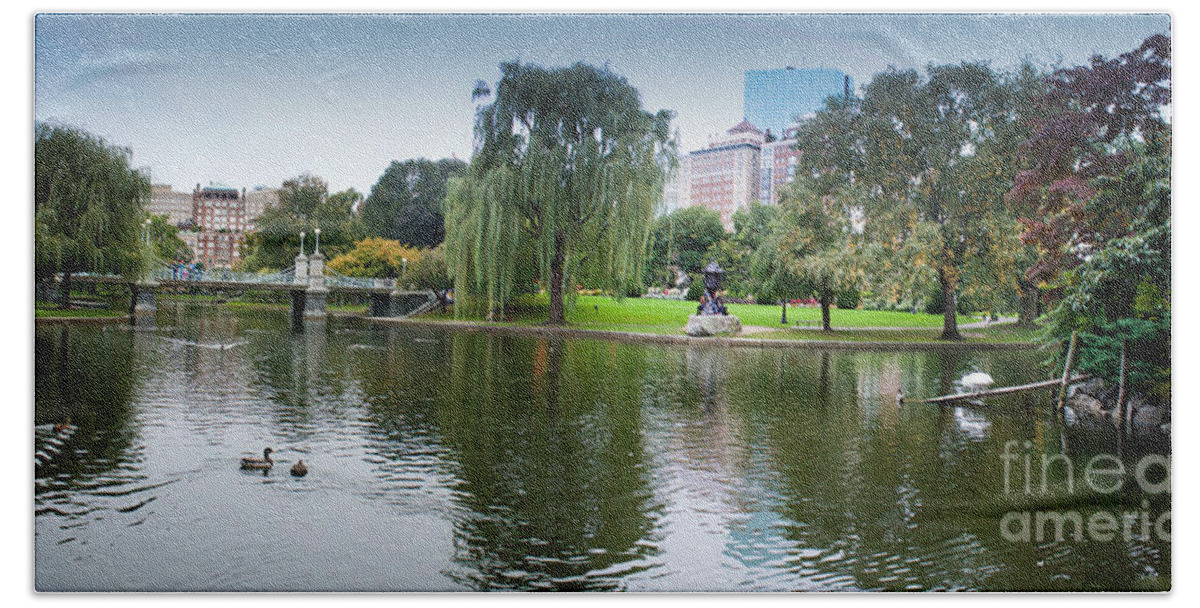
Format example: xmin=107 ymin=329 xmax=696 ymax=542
xmin=1056 ymin=330 xmax=1079 ymax=411
xmin=916 ymin=375 xmax=1091 ymax=404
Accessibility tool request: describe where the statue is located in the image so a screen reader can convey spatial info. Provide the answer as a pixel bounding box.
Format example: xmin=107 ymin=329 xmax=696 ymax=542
xmin=697 ymin=260 xmax=729 ymax=316
xmin=685 ymin=260 xmax=740 ymax=336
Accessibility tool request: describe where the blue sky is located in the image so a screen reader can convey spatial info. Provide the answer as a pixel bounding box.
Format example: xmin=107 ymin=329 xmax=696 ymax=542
xmin=34 ymin=12 xmax=1170 ymax=196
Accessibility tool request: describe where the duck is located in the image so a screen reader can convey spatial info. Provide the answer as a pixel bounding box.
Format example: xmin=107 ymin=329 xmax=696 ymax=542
xmin=290 ymin=459 xmax=308 ymax=477
xmin=53 ymin=418 xmax=73 ymax=434
xmin=240 ymin=447 xmax=274 ymax=470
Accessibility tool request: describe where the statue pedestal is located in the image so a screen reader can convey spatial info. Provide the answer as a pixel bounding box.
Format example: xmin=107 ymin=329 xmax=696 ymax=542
xmin=685 ymin=314 xmax=742 ymax=337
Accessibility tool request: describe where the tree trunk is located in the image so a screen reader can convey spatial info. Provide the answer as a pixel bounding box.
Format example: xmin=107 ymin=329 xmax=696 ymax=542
xmin=938 ymin=268 xmax=961 ymax=340
xmin=547 ymin=234 xmax=567 ymax=325
xmin=1017 ymin=280 xmax=1040 ymax=328
xmin=61 ymin=272 xmax=73 ymax=310
xmin=819 ymin=288 xmax=832 ymax=332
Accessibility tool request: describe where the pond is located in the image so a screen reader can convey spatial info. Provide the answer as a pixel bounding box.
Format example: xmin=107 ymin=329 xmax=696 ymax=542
xmin=34 ymin=302 xmax=1170 ymax=591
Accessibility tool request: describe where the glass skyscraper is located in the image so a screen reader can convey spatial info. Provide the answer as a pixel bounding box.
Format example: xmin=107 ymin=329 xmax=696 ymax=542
xmin=743 ymin=67 xmax=852 ymax=137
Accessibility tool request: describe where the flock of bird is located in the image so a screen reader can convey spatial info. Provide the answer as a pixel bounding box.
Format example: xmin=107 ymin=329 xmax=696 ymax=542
xmin=38 ymin=419 xmax=307 ymax=478
xmin=240 ymin=447 xmax=308 ymax=477
xmin=48 ymin=373 xmax=1000 ymax=477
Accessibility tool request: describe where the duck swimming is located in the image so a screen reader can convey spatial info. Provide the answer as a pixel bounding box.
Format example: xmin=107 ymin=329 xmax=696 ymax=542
xmin=53 ymin=418 xmax=73 ymax=434
xmin=240 ymin=447 xmax=274 ymax=470
xmin=290 ymin=460 xmax=308 ymax=477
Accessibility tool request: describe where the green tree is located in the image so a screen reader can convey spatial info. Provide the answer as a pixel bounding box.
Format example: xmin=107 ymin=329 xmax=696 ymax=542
xmin=326 ymin=237 xmax=421 ymax=278
xmin=146 ymin=213 xmax=192 ymax=262
xmin=746 ymin=228 xmax=809 ymax=307
xmin=444 ymin=61 xmax=675 ymax=323
xmin=649 ymin=205 xmax=727 ymax=282
xmin=770 ymin=182 xmax=861 ymax=331
xmin=726 ymin=202 xmax=780 ymax=300
xmin=35 ymin=124 xmax=150 ymax=306
xmin=1040 ymin=132 xmax=1170 ymax=401
xmin=731 ymin=202 xmax=777 ymax=253
xmin=242 ymin=173 xmax=365 ymax=271
xmin=1009 ymin=35 xmax=1171 ymax=400
xmin=407 ymin=243 xmax=452 ymax=292
xmin=819 ymin=63 xmax=1024 ymax=339
xmin=362 ymin=158 xmax=467 ymax=248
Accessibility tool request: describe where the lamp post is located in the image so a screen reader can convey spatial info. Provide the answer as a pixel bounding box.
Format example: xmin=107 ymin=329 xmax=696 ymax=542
xmin=314 ymin=228 xmax=321 ymax=256
xmin=143 ymin=218 xmax=152 ymax=247
xmin=781 ymin=299 xmax=788 ymax=325
xmin=299 ymin=231 xmax=306 ymax=257
xmin=401 ymin=258 xmax=408 ymax=285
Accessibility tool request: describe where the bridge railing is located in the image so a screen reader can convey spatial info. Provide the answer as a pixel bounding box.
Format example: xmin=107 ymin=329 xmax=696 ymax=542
xmin=151 ymin=265 xmax=295 ymax=285
xmin=67 ymin=265 xmax=399 ymax=290
xmin=323 ymin=269 xmax=396 ymax=290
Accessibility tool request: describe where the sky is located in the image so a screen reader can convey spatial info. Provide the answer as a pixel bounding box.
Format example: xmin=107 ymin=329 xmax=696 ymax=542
xmin=33 ymin=12 xmax=1170 ymax=197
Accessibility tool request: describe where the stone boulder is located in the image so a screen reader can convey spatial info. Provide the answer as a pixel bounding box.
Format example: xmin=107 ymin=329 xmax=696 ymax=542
xmin=1133 ymin=404 xmax=1166 ymax=427
xmin=685 ymin=314 xmax=742 ymax=337
xmin=1068 ymin=393 xmax=1107 ymax=419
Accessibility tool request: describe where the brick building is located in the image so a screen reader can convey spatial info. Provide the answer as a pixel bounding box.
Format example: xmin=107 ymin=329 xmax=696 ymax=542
xmin=686 ymin=120 xmax=765 ymax=231
xmin=144 ymin=182 xmax=279 ymax=269
xmin=148 ymin=184 xmax=195 ymax=227
xmin=758 ymin=128 xmax=804 ymax=206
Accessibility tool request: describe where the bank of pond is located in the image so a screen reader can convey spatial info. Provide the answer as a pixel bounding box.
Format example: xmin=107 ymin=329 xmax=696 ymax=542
xmin=34 ymin=301 xmax=1168 ymax=591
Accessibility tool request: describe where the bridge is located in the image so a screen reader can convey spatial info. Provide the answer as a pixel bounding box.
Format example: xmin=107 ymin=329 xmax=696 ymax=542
xmin=52 ymin=251 xmax=440 ymax=325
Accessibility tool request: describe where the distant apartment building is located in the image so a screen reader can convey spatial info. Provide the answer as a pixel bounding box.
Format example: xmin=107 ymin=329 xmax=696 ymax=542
xmin=660 ymin=67 xmax=852 ymax=228
xmin=192 ymin=231 xmax=244 ymax=270
xmin=148 ymin=184 xmax=195 ymax=227
xmin=190 ymin=185 xmax=247 ymax=268
xmin=143 ymin=182 xmax=279 ymax=269
xmin=759 ymin=128 xmax=804 ymax=206
xmin=659 ymin=155 xmax=691 ymax=216
xmin=193 ymin=185 xmax=247 ymax=232
xmin=244 ymin=186 xmax=280 ymax=231
xmin=744 ymin=67 xmax=852 ymax=137
xmin=687 ymin=120 xmax=764 ymax=231
xmin=669 ymin=122 xmax=807 ymax=230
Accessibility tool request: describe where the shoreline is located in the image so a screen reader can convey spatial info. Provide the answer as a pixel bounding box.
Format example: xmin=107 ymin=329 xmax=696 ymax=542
xmin=34 ymin=301 xmax=1038 ymax=350
xmin=35 ymin=314 xmax=131 ymax=325
xmin=363 ymin=316 xmax=1039 ymax=351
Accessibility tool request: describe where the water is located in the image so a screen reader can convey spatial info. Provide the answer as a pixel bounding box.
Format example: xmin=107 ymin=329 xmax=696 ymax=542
xmin=34 ymin=302 xmax=1170 ymax=591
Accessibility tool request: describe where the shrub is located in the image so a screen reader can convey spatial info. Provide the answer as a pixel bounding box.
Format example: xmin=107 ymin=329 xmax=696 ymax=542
xmin=686 ymin=274 xmax=704 ymax=301
xmin=504 ymin=292 xmax=550 ymax=317
xmin=407 ymin=244 xmax=450 ymax=290
xmin=327 ymin=237 xmax=421 ymax=278
xmin=835 ymin=288 xmax=862 ymax=310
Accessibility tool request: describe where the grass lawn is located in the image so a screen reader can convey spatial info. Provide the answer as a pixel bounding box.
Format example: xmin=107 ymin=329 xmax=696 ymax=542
xmin=35 ymin=306 xmax=126 ymax=319
xmin=756 ymin=323 xmax=1043 ymax=344
xmin=419 ymin=295 xmax=988 ymax=336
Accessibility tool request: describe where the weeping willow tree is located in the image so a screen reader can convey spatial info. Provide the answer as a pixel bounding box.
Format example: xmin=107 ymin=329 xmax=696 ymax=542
xmin=444 ymin=61 xmax=676 ymax=324
xmin=35 ymin=123 xmax=150 ymax=306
